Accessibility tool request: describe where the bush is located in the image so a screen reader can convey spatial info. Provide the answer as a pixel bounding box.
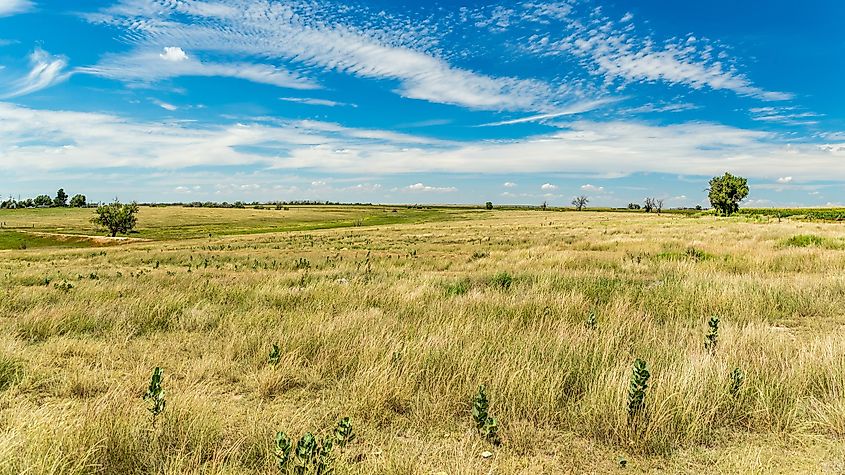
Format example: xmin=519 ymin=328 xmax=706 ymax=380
xmin=69 ymin=194 xmax=87 ymax=207
xmin=490 ymin=272 xmax=513 ymax=290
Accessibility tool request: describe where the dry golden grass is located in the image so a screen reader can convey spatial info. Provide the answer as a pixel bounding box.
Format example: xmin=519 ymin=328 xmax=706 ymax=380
xmin=1 ymin=209 xmax=844 ymax=474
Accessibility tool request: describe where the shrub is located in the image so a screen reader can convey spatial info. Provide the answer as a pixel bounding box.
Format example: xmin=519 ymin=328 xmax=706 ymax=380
xmin=627 ymin=359 xmax=650 ymax=422
xmin=704 ymin=317 xmax=719 ymax=355
xmin=445 ymin=279 xmax=470 ymax=297
xmin=729 ymin=368 xmax=744 ymax=397
xmin=485 ymin=201 xmax=493 ymax=210
xmin=269 ymin=344 xmax=281 ymax=366
xmin=490 ymin=272 xmax=513 ymax=290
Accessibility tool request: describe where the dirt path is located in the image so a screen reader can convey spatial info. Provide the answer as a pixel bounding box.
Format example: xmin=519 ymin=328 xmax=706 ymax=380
xmin=22 ymin=231 xmax=152 ymax=245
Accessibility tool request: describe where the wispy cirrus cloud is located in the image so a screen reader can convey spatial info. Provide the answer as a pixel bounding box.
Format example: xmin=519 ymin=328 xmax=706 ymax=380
xmin=78 ymin=47 xmax=317 ymax=90
xmin=1 ymin=48 xmax=71 ymax=98
xmin=84 ymin=0 xmax=585 ymax=112
xmin=749 ymin=106 xmax=821 ymax=126
xmin=479 ymin=97 xmax=619 ymax=126
xmin=279 ymin=97 xmax=354 ymax=107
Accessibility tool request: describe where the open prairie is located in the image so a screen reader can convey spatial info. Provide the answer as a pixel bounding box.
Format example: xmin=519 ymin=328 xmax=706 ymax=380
xmin=1 ymin=207 xmax=844 ymax=474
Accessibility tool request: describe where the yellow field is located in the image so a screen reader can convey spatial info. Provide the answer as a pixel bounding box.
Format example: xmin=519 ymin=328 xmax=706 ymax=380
xmin=1 ymin=208 xmax=844 ymax=474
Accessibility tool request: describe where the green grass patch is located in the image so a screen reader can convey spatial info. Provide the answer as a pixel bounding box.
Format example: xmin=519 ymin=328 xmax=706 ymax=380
xmin=0 ymin=231 xmax=94 ymax=250
xmin=0 ymin=355 xmax=23 ymax=390
xmin=782 ymin=234 xmax=826 ymax=248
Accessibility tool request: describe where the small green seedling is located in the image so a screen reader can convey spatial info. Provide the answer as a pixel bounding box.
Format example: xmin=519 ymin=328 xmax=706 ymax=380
xmin=704 ymin=316 xmax=720 ymax=355
xmin=333 ymin=417 xmax=355 ymax=448
xmin=472 ymin=385 xmax=501 ymax=446
xmin=143 ymin=367 xmax=166 ymax=426
xmin=269 ymin=344 xmax=281 ymax=366
xmin=627 ymin=359 xmax=650 ymax=422
xmin=585 ymin=311 xmax=597 ymax=329
xmin=277 ymin=418 xmax=354 ymax=474
xmin=730 ymin=367 xmax=744 ymax=397
xmin=274 ymin=431 xmax=292 ymax=469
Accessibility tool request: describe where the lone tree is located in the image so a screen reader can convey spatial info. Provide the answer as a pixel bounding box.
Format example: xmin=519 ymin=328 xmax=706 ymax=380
xmin=70 ymin=194 xmax=87 ymax=208
xmin=92 ymin=201 xmax=139 ymax=237
xmin=572 ymin=195 xmax=589 ymax=211
xmin=643 ymin=197 xmax=655 ymax=213
xmin=485 ymin=201 xmax=493 ymax=210
xmin=708 ymin=173 xmax=749 ymax=216
xmin=655 ymin=198 xmax=664 ymax=214
xmin=54 ymin=188 xmax=68 ymax=207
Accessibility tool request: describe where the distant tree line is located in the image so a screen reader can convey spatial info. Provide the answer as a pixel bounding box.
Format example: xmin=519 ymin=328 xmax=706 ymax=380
xmin=1 ymin=189 xmax=87 ymax=209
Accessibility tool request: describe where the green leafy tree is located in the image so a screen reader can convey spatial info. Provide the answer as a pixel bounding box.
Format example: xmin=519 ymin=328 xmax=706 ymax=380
xmin=54 ymin=188 xmax=68 ymax=207
xmin=485 ymin=201 xmax=493 ymax=210
xmin=33 ymin=195 xmax=52 ymax=207
xmin=69 ymin=194 xmax=87 ymax=208
xmin=708 ymin=173 xmax=749 ymax=216
xmin=92 ymin=201 xmax=139 ymax=237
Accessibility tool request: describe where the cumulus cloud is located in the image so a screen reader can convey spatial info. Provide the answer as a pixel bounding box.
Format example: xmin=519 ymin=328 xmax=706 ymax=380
xmin=777 ymin=176 xmax=793 ymax=184
xmin=580 ymin=184 xmax=604 ymax=192
xmin=160 ymin=46 xmax=188 ymax=62
xmin=503 ymin=182 xmax=517 ymax=188
xmin=541 ymin=183 xmax=558 ymax=191
xmin=1 ymin=48 xmax=71 ymax=99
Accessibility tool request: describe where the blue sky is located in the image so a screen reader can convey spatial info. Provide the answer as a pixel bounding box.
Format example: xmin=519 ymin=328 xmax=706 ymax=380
xmin=1 ymin=0 xmax=843 ymax=206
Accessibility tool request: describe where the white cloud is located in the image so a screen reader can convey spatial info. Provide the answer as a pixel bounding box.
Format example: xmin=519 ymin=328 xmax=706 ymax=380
xmin=279 ymin=97 xmax=353 ymax=107
xmin=503 ymin=182 xmax=517 ymax=188
xmin=403 ymin=183 xmax=457 ymax=193
xmin=528 ymin=8 xmax=790 ymax=101
xmin=541 ymin=183 xmax=558 ymax=191
xmin=78 ymin=49 xmax=317 ymax=90
xmin=3 ymin=102 xmax=845 ymax=185
xmin=152 ymin=99 xmax=178 ymax=111
xmin=1 ymin=48 xmax=70 ymax=99
xmin=580 ymin=184 xmax=604 ymax=192
xmin=749 ymin=106 xmax=820 ymax=126
xmin=86 ymin=0 xmax=583 ymax=112
xmin=620 ymin=12 xmax=634 ymax=23
xmin=624 ymin=102 xmax=699 ymax=114
xmin=160 ymin=46 xmax=188 ymax=62
xmin=776 ymin=176 xmax=793 ymax=183
xmin=479 ymin=98 xmax=618 ymax=126
xmin=0 ymin=0 xmax=33 ymax=17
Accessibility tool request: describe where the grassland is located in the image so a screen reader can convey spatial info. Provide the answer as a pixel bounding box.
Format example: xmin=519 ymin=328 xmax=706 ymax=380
xmin=1 ymin=207 xmax=844 ymax=474
xmin=0 ymin=205 xmax=475 ymax=248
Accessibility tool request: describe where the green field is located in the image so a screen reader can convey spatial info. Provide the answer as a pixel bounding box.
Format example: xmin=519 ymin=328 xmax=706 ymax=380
xmin=1 ymin=207 xmax=844 ymax=473
xmin=0 ymin=206 xmax=478 ymax=248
